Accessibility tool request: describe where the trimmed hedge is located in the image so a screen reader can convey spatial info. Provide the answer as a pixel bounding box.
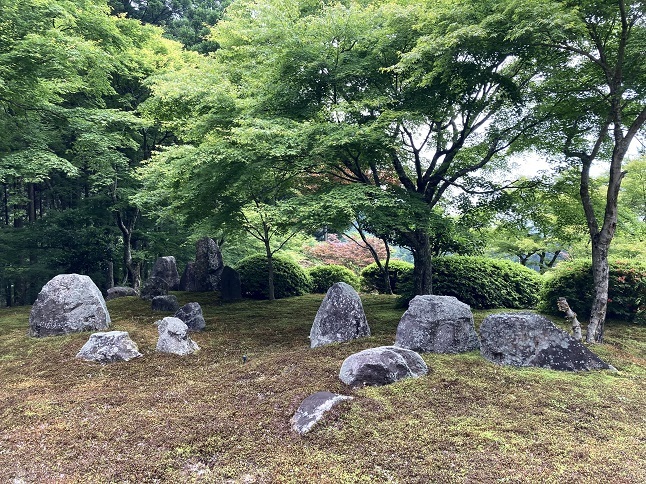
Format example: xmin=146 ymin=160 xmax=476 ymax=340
xmin=309 ymin=265 xmax=360 ymax=293
xmin=362 ymin=256 xmax=543 ymax=309
xmin=237 ymin=254 xmax=311 ymax=299
xmin=432 ymin=256 xmax=543 ymax=309
xmin=361 ymin=260 xmax=414 ymax=294
xmin=539 ymin=258 xmax=646 ymax=322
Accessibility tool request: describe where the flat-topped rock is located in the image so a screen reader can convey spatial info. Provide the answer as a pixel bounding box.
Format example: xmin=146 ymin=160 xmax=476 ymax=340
xmin=479 ymin=313 xmax=612 ymax=371
xmin=29 ymin=274 xmax=110 ymax=337
xmin=152 ymin=295 xmax=180 ymax=312
xmin=174 ymin=302 xmax=206 ymax=331
xmin=339 ymin=346 xmax=428 ymax=387
xmin=76 ymin=331 xmax=142 ymax=363
xmin=291 ymin=392 xmax=353 ymax=435
xmin=395 ymin=295 xmax=479 ymax=354
xmin=310 ymin=282 xmax=370 ymax=348
xmin=156 ymin=317 xmax=199 ymax=355
xmin=106 ymin=286 xmax=138 ymax=301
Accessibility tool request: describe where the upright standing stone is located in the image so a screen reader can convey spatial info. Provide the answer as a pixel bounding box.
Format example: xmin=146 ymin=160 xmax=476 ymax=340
xmin=150 ymin=256 xmax=180 ymax=291
xmin=156 ymin=317 xmax=200 ymax=355
xmin=395 ymin=295 xmax=480 ymax=354
xmin=479 ymin=313 xmax=612 ymax=371
xmin=29 ymin=274 xmax=111 ymax=337
xmin=309 ymin=282 xmax=370 ymax=348
xmin=179 ymin=261 xmax=197 ymax=291
xmin=220 ymin=266 xmax=242 ymax=301
xmin=174 ymin=302 xmax=206 ymax=331
xmin=194 ymin=238 xmax=223 ymax=291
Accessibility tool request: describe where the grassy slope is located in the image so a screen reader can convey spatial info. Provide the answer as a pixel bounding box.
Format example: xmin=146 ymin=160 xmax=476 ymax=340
xmin=0 ymin=294 xmax=644 ymax=483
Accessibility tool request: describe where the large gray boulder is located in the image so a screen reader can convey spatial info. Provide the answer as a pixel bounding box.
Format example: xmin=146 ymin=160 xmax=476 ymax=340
xmin=140 ymin=276 xmax=168 ymax=301
xmin=76 ymin=331 xmax=142 ymax=364
xmin=339 ymin=346 xmax=428 ymax=387
xmin=152 ymin=295 xmax=180 ymax=312
xmin=106 ymin=286 xmax=138 ymax=301
xmin=291 ymin=392 xmax=353 ymax=435
xmin=174 ymin=302 xmax=206 ymax=331
xmin=194 ymin=238 xmax=223 ymax=291
xmin=150 ymin=256 xmax=180 ymax=291
xmin=395 ymin=295 xmax=480 ymax=354
xmin=29 ymin=274 xmax=111 ymax=337
xmin=479 ymin=313 xmax=612 ymax=371
xmin=156 ymin=317 xmax=199 ymax=355
xmin=310 ymin=282 xmax=370 ymax=348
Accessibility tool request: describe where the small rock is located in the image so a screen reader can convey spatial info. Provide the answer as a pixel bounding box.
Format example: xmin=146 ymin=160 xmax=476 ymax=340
xmin=156 ymin=317 xmax=199 ymax=355
xmin=152 ymin=295 xmax=180 ymax=312
xmin=76 ymin=331 xmax=142 ymax=363
xmin=174 ymin=302 xmax=206 ymax=331
xmin=291 ymin=391 xmax=353 ymax=435
xmin=479 ymin=313 xmax=612 ymax=371
xmin=310 ymin=282 xmax=370 ymax=348
xmin=339 ymin=346 xmax=428 ymax=387
xmin=395 ymin=295 xmax=479 ymax=354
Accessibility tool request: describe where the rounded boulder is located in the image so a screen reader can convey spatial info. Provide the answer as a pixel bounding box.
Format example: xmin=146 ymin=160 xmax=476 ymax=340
xmin=29 ymin=274 xmax=110 ymax=338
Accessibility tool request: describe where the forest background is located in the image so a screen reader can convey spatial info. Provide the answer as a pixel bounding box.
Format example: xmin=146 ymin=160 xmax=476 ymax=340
xmin=1 ymin=0 xmax=645 ymax=341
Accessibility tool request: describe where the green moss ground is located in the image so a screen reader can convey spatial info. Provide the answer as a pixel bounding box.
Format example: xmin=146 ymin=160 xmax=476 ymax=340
xmin=0 ymin=294 xmax=644 ymax=482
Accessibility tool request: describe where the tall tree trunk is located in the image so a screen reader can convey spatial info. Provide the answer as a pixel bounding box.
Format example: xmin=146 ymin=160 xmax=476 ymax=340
xmin=27 ymin=183 xmax=36 ymax=223
xmin=115 ymin=210 xmax=141 ymax=291
xmin=263 ymin=226 xmax=275 ymax=301
xmin=411 ymin=231 xmax=433 ymax=295
xmin=587 ymin=239 xmax=610 ymax=342
xmin=2 ymin=183 xmax=8 ymax=225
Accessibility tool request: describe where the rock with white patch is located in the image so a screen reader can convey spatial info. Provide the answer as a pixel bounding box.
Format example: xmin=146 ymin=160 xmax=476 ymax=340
xmin=395 ymin=295 xmax=479 ymax=353
xmin=76 ymin=331 xmax=142 ymax=363
xmin=174 ymin=302 xmax=206 ymax=331
xmin=29 ymin=274 xmax=110 ymax=337
xmin=291 ymin=391 xmax=353 ymax=435
xmin=310 ymin=282 xmax=370 ymax=348
xmin=339 ymin=346 xmax=428 ymax=387
xmin=156 ymin=317 xmax=199 ymax=355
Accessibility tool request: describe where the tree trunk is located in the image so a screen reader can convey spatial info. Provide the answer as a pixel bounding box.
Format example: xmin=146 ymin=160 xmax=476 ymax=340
xmin=27 ymin=183 xmax=36 ymax=223
xmin=411 ymin=232 xmax=433 ymax=295
xmin=587 ymin=237 xmax=610 ymax=343
xmin=115 ymin=210 xmax=141 ymax=291
xmin=107 ymin=260 xmax=115 ymax=290
xmin=264 ymin=238 xmax=275 ymax=301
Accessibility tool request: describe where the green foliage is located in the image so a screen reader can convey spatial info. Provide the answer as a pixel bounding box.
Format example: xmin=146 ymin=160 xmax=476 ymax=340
xmin=237 ymin=254 xmax=311 ymax=300
xmin=539 ymin=259 xmax=646 ymax=323
xmin=432 ymin=256 xmax=544 ymax=309
xmin=308 ymin=265 xmax=360 ymax=293
xmin=361 ymin=260 xmax=414 ymax=295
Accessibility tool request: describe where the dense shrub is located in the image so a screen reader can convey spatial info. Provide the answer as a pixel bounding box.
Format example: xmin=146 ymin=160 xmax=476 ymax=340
xmin=361 ymin=260 xmax=414 ymax=294
xmin=309 ymin=265 xmax=360 ymax=293
xmin=539 ymin=258 xmax=646 ymax=322
xmin=362 ymin=256 xmax=542 ymax=308
xmin=432 ymin=256 xmax=543 ymax=309
xmin=237 ymin=254 xmax=311 ymax=299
